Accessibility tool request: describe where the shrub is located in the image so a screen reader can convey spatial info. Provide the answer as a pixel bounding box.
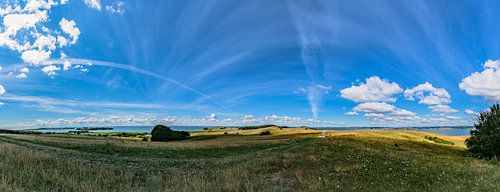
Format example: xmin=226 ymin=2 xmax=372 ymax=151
xmin=260 ymin=131 xmax=272 ymax=135
xmin=151 ymin=125 xmax=190 ymax=142
xmin=466 ymin=104 xmax=500 ymax=159
xmin=238 ymin=125 xmax=276 ymax=130
xmin=425 ymin=136 xmax=454 ymax=145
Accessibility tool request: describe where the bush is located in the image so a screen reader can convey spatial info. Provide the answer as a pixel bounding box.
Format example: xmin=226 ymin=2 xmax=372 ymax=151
xmin=425 ymin=136 xmax=454 ymax=145
xmin=238 ymin=125 xmax=276 ymax=130
xmin=260 ymin=131 xmax=272 ymax=135
xmin=466 ymin=104 xmax=500 ymax=159
xmin=151 ymin=125 xmax=190 ymax=142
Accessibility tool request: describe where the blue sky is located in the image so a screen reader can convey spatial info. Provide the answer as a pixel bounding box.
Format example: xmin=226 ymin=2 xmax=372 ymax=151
xmin=0 ymin=0 xmax=499 ymax=128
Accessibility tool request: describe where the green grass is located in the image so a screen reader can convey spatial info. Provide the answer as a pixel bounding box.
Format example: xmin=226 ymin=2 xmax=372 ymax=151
xmin=0 ymin=135 xmax=296 ymax=158
xmin=0 ymin=129 xmax=499 ymax=191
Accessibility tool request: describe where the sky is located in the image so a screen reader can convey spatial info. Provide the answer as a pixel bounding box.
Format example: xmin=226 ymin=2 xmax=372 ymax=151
xmin=0 ymin=0 xmax=500 ymax=129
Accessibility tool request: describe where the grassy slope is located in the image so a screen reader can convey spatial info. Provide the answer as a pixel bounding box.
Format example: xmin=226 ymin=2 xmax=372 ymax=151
xmin=0 ymin=127 xmax=498 ymax=191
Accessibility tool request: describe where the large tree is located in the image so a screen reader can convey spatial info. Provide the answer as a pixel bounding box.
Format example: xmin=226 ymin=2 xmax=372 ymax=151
xmin=151 ymin=125 xmax=189 ymax=142
xmin=466 ymin=104 xmax=500 ymax=159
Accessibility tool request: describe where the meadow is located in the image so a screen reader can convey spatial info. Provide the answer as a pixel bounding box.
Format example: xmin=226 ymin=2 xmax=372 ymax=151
xmin=0 ymin=126 xmax=498 ymax=191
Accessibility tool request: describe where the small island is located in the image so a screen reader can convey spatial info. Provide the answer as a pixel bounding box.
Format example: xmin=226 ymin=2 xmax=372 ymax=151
xmin=76 ymin=127 xmax=114 ymax=131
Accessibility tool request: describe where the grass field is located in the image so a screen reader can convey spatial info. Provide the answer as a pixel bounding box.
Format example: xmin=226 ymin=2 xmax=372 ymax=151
xmin=0 ymin=127 xmax=498 ymax=191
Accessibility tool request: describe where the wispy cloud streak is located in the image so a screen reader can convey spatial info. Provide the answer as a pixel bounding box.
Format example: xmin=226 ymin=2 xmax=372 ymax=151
xmin=0 ymin=94 xmax=173 ymax=114
xmin=289 ymin=2 xmax=332 ymax=119
xmin=40 ymin=58 xmax=229 ymax=110
xmin=298 ymin=84 xmax=331 ymax=119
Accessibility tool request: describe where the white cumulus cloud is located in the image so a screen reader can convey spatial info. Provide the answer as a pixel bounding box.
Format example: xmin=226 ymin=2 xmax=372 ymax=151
xmin=459 ymin=59 xmax=500 ymax=101
xmin=23 ymin=0 xmax=56 ymax=12
xmin=345 ymin=111 xmax=358 ymax=116
xmin=57 ymin=35 xmax=68 ymax=47
xmin=365 ymin=113 xmax=385 ymax=118
xmin=84 ymin=0 xmax=101 ymax=11
xmin=26 ymin=114 xmax=340 ymax=128
xmin=21 ymin=49 xmax=51 ymax=64
xmin=341 ymin=76 xmax=402 ymax=103
xmin=205 ymin=113 xmax=217 ymax=121
xmin=32 ymin=34 xmax=56 ymax=50
xmin=15 ymin=73 xmax=27 ymax=79
xmin=59 ymin=18 xmax=80 ymax=44
xmin=428 ymin=105 xmax=458 ymax=113
xmin=0 ymin=84 xmax=5 ymax=95
xmin=464 ymin=109 xmax=478 ymax=116
xmin=243 ymin=114 xmax=256 ymax=123
xmin=404 ymin=82 xmax=451 ymax=105
xmin=353 ymin=102 xmax=415 ymax=117
xmin=41 ymin=65 xmax=60 ymax=77
xmin=20 ymin=67 xmax=29 ymax=73
xmin=62 ymin=60 xmax=71 ymax=70
xmin=105 ymin=1 xmax=124 ymax=14
xmin=390 ymin=109 xmax=415 ymax=116
xmin=353 ymin=102 xmax=398 ymax=113
xmin=0 ymin=1 xmax=85 ymax=77
xmin=2 ymin=11 xmax=48 ymax=37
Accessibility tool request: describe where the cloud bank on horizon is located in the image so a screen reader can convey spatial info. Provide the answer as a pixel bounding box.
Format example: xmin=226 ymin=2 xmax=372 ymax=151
xmin=0 ymin=0 xmax=499 ymax=128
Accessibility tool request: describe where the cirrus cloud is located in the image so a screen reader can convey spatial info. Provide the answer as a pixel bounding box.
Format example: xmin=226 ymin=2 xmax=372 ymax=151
xmin=298 ymin=84 xmax=331 ymax=119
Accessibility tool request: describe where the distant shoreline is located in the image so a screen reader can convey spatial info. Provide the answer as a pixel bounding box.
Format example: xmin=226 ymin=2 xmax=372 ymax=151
xmin=18 ymin=125 xmax=474 ymax=136
xmin=28 ymin=125 xmax=474 ymax=130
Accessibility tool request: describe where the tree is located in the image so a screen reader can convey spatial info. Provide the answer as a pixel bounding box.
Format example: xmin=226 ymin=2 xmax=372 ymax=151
xmin=151 ymin=125 xmax=190 ymax=142
xmin=260 ymin=131 xmax=272 ymax=135
xmin=466 ymin=104 xmax=500 ymax=159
